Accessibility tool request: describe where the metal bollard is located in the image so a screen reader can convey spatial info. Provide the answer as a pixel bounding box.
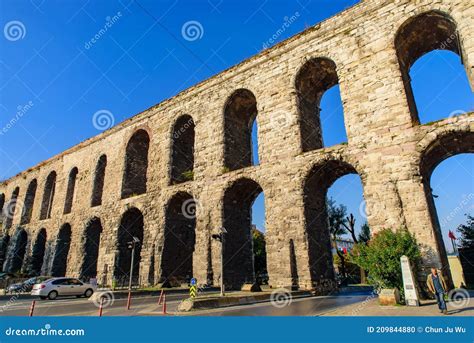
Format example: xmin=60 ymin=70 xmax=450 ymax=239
xmin=29 ymin=300 xmax=36 ymax=317
xmin=158 ymin=290 xmax=164 ymax=305
xmin=98 ymin=297 xmax=104 ymax=317
xmin=162 ymin=293 xmax=167 ymax=315
xmin=126 ymin=290 xmax=132 ymax=310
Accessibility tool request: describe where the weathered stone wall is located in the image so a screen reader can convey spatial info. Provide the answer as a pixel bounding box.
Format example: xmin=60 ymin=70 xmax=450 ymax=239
xmin=0 ymin=0 xmax=472 ymax=291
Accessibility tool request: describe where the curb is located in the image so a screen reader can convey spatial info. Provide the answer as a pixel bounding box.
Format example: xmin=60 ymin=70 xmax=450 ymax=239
xmin=338 ymin=285 xmax=374 ymax=293
xmin=100 ymin=287 xmax=219 ymax=300
xmin=178 ymin=290 xmax=312 ymax=312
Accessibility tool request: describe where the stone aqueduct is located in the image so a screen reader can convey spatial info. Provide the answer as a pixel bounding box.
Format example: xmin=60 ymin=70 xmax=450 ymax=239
xmin=0 ymin=0 xmax=473 ymax=291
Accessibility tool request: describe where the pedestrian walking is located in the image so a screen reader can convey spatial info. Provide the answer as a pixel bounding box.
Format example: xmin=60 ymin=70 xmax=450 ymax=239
xmin=426 ymin=268 xmax=448 ymax=315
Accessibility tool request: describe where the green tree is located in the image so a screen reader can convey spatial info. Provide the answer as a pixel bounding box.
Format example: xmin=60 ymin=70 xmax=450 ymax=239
xmin=355 ymin=221 xmax=371 ymax=283
xmin=342 ymin=213 xmax=358 ymax=243
xmin=342 ymin=214 xmax=371 ymax=244
xmin=358 ymin=222 xmax=371 ymax=243
xmin=350 ymin=228 xmax=421 ymax=293
xmin=457 ymin=214 xmax=474 ymax=249
xmin=326 ymin=198 xmax=348 ymax=282
xmin=252 ymin=228 xmax=267 ymax=282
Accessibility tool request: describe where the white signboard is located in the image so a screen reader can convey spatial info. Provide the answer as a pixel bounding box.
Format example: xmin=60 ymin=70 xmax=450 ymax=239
xmin=400 ymin=255 xmax=419 ymax=306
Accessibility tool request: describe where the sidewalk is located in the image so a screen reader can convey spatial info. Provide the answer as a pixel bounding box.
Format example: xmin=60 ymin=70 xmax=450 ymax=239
xmin=0 ymin=286 xmax=219 ymax=301
xmin=321 ymin=296 xmax=474 ymax=316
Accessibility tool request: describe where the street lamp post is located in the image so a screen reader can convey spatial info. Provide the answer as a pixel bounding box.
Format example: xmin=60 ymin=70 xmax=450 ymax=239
xmin=127 ymin=236 xmax=140 ymax=310
xmin=212 ymin=227 xmax=227 ymax=297
xmin=220 ymin=230 xmax=225 ymax=297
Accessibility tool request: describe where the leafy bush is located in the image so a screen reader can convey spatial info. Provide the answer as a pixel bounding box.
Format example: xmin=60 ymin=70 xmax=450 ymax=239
xmin=181 ymin=170 xmax=194 ymax=181
xmin=333 ymin=254 xmax=361 ymax=284
xmin=350 ymin=228 xmax=421 ymax=293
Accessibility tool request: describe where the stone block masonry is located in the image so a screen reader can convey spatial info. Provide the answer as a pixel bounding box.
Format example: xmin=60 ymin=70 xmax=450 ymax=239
xmin=0 ymin=0 xmax=473 ymax=292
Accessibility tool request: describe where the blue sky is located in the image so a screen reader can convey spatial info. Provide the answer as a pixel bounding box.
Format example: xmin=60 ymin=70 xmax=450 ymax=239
xmin=1 ymin=0 xmax=472 ymax=251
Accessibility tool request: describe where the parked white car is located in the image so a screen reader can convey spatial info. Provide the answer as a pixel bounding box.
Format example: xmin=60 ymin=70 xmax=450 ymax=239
xmin=31 ymin=277 xmax=96 ymax=300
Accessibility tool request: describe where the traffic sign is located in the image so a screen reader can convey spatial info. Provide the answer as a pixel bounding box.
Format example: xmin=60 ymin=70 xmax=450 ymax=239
xmin=189 ymin=285 xmax=197 ymax=298
xmin=190 ymin=278 xmax=197 ymax=286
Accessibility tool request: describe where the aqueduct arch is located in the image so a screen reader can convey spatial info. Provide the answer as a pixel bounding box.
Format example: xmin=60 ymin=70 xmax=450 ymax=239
xmin=29 ymin=228 xmax=47 ymax=276
xmin=295 ymin=57 xmax=343 ymax=151
xmin=0 ymin=234 xmax=10 ymax=272
xmin=420 ymin=131 xmax=474 ymax=179
xmin=80 ymin=217 xmax=103 ymax=280
xmin=20 ymin=179 xmax=37 ymax=225
xmin=64 ymin=167 xmax=78 ymax=214
xmin=121 ymin=130 xmax=150 ymax=199
xmin=303 ymin=159 xmax=363 ymax=285
xmin=160 ymin=192 xmax=197 ymax=285
xmin=222 ymin=178 xmax=263 ymax=289
xmin=4 ymin=227 xmax=28 ymax=273
xmin=4 ymin=187 xmax=19 ymax=230
xmin=170 ymin=116 xmax=195 ymax=184
xmin=419 ymin=131 xmax=474 ymax=283
xmin=395 ymin=11 xmax=472 ymax=124
xmin=114 ymin=208 xmax=144 ymax=285
xmin=51 ymin=223 xmax=72 ymax=277
xmin=223 ymin=89 xmax=258 ymax=171
xmin=0 ymin=0 xmax=472 ymax=291
xmin=91 ymin=155 xmax=107 ymax=207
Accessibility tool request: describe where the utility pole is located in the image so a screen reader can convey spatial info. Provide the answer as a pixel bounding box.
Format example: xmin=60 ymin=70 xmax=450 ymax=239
xmin=127 ymin=236 xmax=140 ymax=310
xmin=220 ymin=229 xmax=225 ymax=297
xmin=212 ymin=227 xmax=227 ymax=297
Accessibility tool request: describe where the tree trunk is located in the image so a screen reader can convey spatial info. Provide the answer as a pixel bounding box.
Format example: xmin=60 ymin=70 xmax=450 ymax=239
xmin=360 ymin=268 xmax=367 ymax=284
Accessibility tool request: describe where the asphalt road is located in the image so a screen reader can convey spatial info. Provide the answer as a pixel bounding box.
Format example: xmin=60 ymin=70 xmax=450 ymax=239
xmin=0 ymin=292 xmax=189 ymax=316
xmin=187 ymin=292 xmax=371 ymax=316
xmin=0 ymin=291 xmax=371 ymax=316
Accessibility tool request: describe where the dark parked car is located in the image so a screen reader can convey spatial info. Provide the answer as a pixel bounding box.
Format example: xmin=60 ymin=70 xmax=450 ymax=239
xmin=0 ymin=272 xmax=15 ymax=280
xmin=0 ymin=272 xmax=16 ymax=294
xmin=7 ymin=276 xmax=51 ymax=294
